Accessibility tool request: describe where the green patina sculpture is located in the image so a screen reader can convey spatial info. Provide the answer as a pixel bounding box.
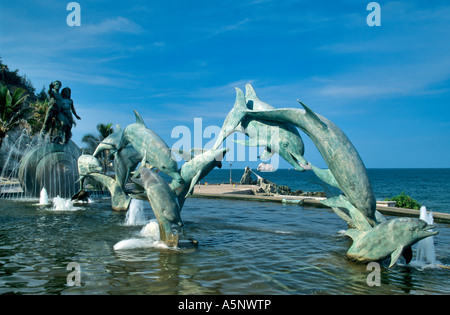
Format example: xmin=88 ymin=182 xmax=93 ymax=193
xmin=216 ymin=84 xmax=438 ymax=267
xmin=117 ymin=111 xmax=184 ymax=193
xmin=177 ymin=147 xmax=229 ymax=210
xmin=40 ymin=81 xmax=81 ymax=145
xmin=76 ymin=154 xmax=131 ymax=211
xmin=79 ymin=112 xmax=228 ymax=247
xmin=212 ymin=85 xmax=308 ymax=171
xmin=72 ymin=84 xmax=437 ymax=261
xmin=131 ymin=156 xmax=183 ymax=247
xmin=93 ymin=125 xmax=141 ymax=188
xmin=241 ymin=86 xmax=379 ymax=227
xmin=345 ymin=218 xmax=437 ymax=267
xmin=18 ymin=81 xmax=81 ymax=199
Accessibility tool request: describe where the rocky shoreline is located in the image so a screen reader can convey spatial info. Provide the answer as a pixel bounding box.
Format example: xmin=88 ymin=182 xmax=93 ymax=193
xmin=239 ymin=167 xmax=326 ymax=198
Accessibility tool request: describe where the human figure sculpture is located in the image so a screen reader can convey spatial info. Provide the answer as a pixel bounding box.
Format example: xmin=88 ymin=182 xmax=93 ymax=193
xmin=40 ymin=80 xmax=63 ymax=140
xmin=60 ymin=87 xmax=81 ymax=144
xmin=40 ymin=81 xmax=80 ymax=144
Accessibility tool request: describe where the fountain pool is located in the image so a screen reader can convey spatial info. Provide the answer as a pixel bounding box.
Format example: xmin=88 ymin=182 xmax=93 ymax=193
xmin=0 ymin=197 xmax=449 ymax=295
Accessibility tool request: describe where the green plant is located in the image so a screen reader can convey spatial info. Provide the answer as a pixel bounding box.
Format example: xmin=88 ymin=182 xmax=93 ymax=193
xmin=0 ymin=84 xmax=29 ymax=148
xmin=385 ymin=191 xmax=421 ymax=210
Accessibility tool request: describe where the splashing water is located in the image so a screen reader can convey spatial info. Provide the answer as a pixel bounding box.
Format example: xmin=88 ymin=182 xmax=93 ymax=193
xmin=51 ymin=196 xmax=79 ymax=211
xmin=114 ymin=220 xmax=171 ymax=250
xmin=413 ymin=206 xmax=437 ymax=267
xmin=124 ymin=199 xmax=147 ymax=226
xmin=39 ymin=188 xmax=49 ymax=205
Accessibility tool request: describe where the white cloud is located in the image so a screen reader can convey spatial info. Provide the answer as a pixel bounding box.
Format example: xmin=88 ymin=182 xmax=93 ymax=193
xmin=82 ymin=17 xmax=143 ymax=35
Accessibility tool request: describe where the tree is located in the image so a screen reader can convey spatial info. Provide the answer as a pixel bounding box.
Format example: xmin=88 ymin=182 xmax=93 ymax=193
xmin=0 ymin=84 xmax=29 ymax=148
xmin=81 ymin=123 xmax=114 ymax=174
xmin=28 ymin=98 xmax=49 ymax=136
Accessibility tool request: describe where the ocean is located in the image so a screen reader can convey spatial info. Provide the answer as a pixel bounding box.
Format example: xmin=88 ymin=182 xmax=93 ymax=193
xmin=201 ymin=168 xmax=450 ymax=214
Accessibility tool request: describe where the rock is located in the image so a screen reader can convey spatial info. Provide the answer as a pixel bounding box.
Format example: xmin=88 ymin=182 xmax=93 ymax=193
xmin=239 ymin=166 xmax=257 ymax=185
xmin=238 ymin=167 xmax=325 ymax=197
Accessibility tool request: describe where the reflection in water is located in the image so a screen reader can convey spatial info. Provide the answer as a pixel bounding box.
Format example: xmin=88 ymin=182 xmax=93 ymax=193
xmin=0 ymin=198 xmax=449 ymax=295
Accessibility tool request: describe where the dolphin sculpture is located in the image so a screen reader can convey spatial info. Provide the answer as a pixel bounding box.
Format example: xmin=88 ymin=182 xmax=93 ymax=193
xmin=212 ymin=86 xmax=308 ymax=171
xmin=116 ymin=111 xmax=184 ymax=192
xmin=244 ymin=98 xmax=378 ymax=227
xmin=176 ymin=147 xmax=229 ymax=210
xmin=75 ymin=154 xmax=130 ymax=210
xmin=345 ymin=218 xmax=438 ymax=267
xmin=85 ymin=173 xmax=131 ymax=211
xmin=93 ymin=125 xmax=141 ymax=188
xmin=92 ymin=124 xmax=123 ymax=158
xmin=131 ymin=156 xmax=183 ymax=247
xmin=77 ymin=154 xmax=103 ymax=177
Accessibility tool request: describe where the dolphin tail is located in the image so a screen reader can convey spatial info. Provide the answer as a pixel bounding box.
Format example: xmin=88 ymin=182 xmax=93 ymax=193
xmin=212 ymin=88 xmax=248 ymax=150
xmin=389 ymin=246 xmax=406 ymax=268
xmin=245 ymin=84 xmax=260 ymax=107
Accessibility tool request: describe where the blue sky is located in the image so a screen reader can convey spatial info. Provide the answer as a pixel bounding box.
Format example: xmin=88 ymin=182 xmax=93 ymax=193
xmin=1 ymin=0 xmax=449 ymax=169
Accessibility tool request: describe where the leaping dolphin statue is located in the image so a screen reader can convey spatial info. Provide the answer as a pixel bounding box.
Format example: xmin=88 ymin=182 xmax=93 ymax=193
xmin=176 ymin=147 xmax=229 ymax=210
xmin=212 ymin=87 xmax=308 ymax=171
xmin=131 ymin=155 xmax=183 ymax=247
xmin=118 ymin=111 xmax=184 ymax=192
xmin=93 ymin=125 xmax=141 ymax=188
xmin=75 ymin=154 xmax=130 ymax=211
xmin=345 ymin=218 xmax=438 ymax=268
xmin=244 ymin=95 xmax=378 ymax=227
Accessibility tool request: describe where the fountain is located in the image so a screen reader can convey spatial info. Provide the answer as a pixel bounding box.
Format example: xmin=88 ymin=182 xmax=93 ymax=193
xmin=1 ymin=81 xmax=81 ymax=200
xmin=39 ymin=187 xmax=49 ymax=205
xmin=1 ymin=82 xmax=439 ymax=269
xmin=51 ymin=195 xmax=78 ymax=211
xmin=124 ymin=199 xmax=147 ymax=226
xmin=414 ymin=206 xmax=437 ymax=266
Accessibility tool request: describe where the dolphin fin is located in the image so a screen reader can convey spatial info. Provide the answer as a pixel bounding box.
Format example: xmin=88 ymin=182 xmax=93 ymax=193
xmin=132 ymin=150 xmax=147 ymax=179
xmin=133 ymin=110 xmax=146 ymax=127
xmin=259 ymin=149 xmax=274 ymax=160
xmin=234 ymin=87 xmax=248 ymax=121
xmin=321 ymin=195 xmax=372 ymax=231
xmin=389 ymin=246 xmax=404 ymax=268
xmin=297 ymin=100 xmax=327 ymax=130
xmin=187 ymin=170 xmax=202 ymax=196
xmin=345 ymin=229 xmax=366 ymax=241
xmin=212 ymin=88 xmax=248 ymax=150
xmin=402 ymin=246 xmax=413 ymax=264
xmin=74 ymin=175 xmax=86 ymax=185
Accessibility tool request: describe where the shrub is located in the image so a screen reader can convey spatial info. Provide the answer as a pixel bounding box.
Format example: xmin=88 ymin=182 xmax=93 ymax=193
xmin=385 ymin=191 xmax=421 ymax=210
